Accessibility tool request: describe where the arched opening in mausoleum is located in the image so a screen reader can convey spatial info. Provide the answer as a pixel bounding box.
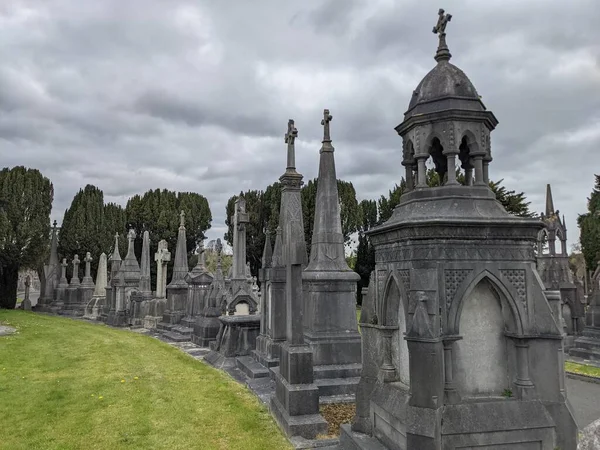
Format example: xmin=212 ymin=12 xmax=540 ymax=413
xmin=454 ymin=278 xmax=511 ymax=398
xmin=234 ymin=301 xmax=250 ymax=316
xmin=382 ymin=276 xmax=410 ymax=385
xmin=427 ymin=137 xmax=447 ymax=184
xmin=458 ymin=136 xmax=473 ymax=185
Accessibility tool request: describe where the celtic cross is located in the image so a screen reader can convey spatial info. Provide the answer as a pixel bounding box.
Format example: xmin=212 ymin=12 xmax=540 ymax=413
xmin=432 ymin=8 xmax=452 ymax=36
xmin=285 ymin=119 xmax=298 ymax=171
xmin=321 ymin=109 xmax=333 ymax=142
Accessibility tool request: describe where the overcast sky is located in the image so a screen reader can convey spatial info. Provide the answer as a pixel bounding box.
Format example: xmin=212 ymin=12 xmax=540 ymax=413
xmin=1 ymin=0 xmax=599 ymax=248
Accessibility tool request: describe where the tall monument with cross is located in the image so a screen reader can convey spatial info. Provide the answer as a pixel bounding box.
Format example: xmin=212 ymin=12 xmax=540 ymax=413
xmin=231 ymin=196 xmax=250 ymax=281
xmin=341 ymin=9 xmax=576 ymax=450
xmin=270 ymin=117 xmax=328 ymax=439
xmin=303 ymin=108 xmax=362 ymax=395
xmin=162 ymin=211 xmax=190 ymax=325
xmin=37 ymin=220 xmax=61 ymax=310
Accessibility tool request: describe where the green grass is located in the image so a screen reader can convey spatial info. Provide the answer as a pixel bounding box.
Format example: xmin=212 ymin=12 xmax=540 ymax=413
xmin=565 ymin=361 xmax=600 ymax=379
xmin=0 ymin=310 xmax=291 ymax=450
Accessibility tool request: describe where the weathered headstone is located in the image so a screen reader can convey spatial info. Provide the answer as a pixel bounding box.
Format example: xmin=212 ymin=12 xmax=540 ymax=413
xmin=22 ymin=275 xmax=32 ymax=310
xmin=155 ymin=240 xmax=171 ymax=299
xmin=341 ymin=11 xmax=576 ymax=449
xmin=84 ymin=252 xmax=107 ymax=320
xmin=139 ymin=231 xmax=152 ymax=299
xmin=270 ymin=118 xmax=328 ymax=439
xmin=36 ymin=221 xmax=60 ymax=311
xmin=162 ymin=212 xmax=189 ymax=325
xmin=192 ymin=238 xmax=226 ymax=347
xmin=303 ymin=108 xmax=362 ymax=398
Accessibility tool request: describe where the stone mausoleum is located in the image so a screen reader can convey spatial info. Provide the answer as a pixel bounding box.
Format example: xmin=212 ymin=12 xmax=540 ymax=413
xmin=340 ymin=9 xmax=577 ymax=450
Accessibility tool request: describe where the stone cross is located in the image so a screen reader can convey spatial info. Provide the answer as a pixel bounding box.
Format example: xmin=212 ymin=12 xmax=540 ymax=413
xmin=321 ymin=109 xmax=333 ymax=142
xmin=155 ymin=240 xmax=171 ymax=299
xmin=52 ymin=219 xmax=57 ymax=230
xmin=285 ymin=119 xmax=298 ymax=171
xmin=84 ymin=252 xmax=92 ymax=279
xmin=60 ymin=258 xmax=68 ymax=284
xmin=71 ymin=254 xmax=81 ymax=285
xmin=432 ymin=8 xmax=452 ymax=35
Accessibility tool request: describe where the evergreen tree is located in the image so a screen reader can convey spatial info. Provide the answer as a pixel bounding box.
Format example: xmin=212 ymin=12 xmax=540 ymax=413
xmin=125 ymin=189 xmax=212 ymax=286
xmin=0 ymin=167 xmax=53 ymax=309
xmin=578 ymin=175 xmax=600 ymax=270
xmin=224 ymin=179 xmax=362 ymax=278
xmin=58 ymin=185 xmax=122 ymax=279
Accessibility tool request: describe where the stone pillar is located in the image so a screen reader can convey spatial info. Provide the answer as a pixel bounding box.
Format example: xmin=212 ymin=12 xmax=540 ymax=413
xmin=270 ymin=116 xmax=327 ymax=439
xmin=444 ymin=149 xmax=459 ymax=185
xmin=378 ymin=327 xmax=397 ymax=382
xmin=513 ymin=339 xmax=535 ymax=399
xmin=404 ymin=162 xmax=415 ymax=191
xmin=473 ymin=155 xmax=485 ymax=186
xmin=443 ymin=338 xmax=460 ymax=404
xmin=163 ymin=214 xmax=188 ymax=325
xmin=416 ymin=156 xmax=427 ymax=187
xmin=139 ymin=230 xmax=152 ymax=298
xmin=37 ymin=220 xmax=60 ymax=310
xmin=155 ymin=240 xmax=171 ymax=299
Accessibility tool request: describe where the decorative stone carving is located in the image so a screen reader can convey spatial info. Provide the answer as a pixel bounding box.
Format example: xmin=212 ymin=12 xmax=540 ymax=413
xmin=444 ymin=269 xmax=471 ymax=309
xmin=500 ymin=269 xmax=526 ymax=305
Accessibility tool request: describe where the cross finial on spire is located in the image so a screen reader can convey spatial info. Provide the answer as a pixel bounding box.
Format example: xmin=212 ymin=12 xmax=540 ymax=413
xmin=432 ymin=8 xmax=452 ymax=62
xmin=179 ymin=210 xmax=186 ymax=228
xmin=321 ymin=109 xmax=333 ymax=142
xmin=127 ymin=228 xmax=136 ymax=242
xmin=52 ymin=220 xmax=57 ymax=228
xmin=285 ymin=119 xmax=298 ymax=171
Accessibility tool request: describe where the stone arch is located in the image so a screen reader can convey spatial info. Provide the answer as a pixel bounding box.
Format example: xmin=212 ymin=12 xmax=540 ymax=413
xmin=555 ymin=227 xmax=566 ymax=255
xmin=460 ymin=129 xmax=480 ymax=154
xmin=423 ymin=132 xmax=447 ymax=182
xmin=380 ymin=271 xmax=410 ymax=385
xmin=228 ymin=294 xmax=258 ymax=316
xmin=403 ymin=139 xmax=415 ymax=162
xmin=448 ymin=269 xmax=524 ymax=336
xmin=380 ymin=271 xmax=409 ymax=326
xmin=453 ymin=278 xmax=511 ymax=397
xmin=537 ymin=228 xmax=550 ymax=255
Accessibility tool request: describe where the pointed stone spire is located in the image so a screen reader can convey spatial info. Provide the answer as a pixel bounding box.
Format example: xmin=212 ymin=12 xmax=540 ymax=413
xmin=111 ymin=232 xmax=122 ymax=262
xmin=432 ymin=8 xmax=452 ymax=62
xmin=306 ymin=109 xmax=354 ymax=272
xmin=262 ymin=230 xmax=273 ymax=268
xmin=49 ymin=220 xmax=59 ymax=266
xmin=545 ymin=184 xmax=555 ymax=217
xmin=93 ymin=253 xmax=107 ymax=297
xmin=139 ymin=231 xmax=152 ymax=295
xmin=168 ymin=210 xmax=189 ymax=286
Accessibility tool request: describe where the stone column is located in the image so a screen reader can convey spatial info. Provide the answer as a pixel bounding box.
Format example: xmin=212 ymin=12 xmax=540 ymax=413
xmin=416 ymin=156 xmax=427 ymax=188
xmin=58 ymin=259 xmax=69 ymax=288
xmin=22 ymin=275 xmax=32 ymax=310
xmin=443 ymin=338 xmax=460 ymax=403
xmin=483 ymin=156 xmax=491 ymax=184
xmin=404 ymin=162 xmax=415 ymax=191
xmin=379 ymin=327 xmax=397 ymax=382
xmin=155 ymin=240 xmax=171 ymax=299
xmin=444 ymin=147 xmax=459 ymax=185
xmin=513 ymin=339 xmax=535 ymax=399
xmin=473 ymin=155 xmax=485 ymax=186
xmin=139 ymin=231 xmax=152 ymax=298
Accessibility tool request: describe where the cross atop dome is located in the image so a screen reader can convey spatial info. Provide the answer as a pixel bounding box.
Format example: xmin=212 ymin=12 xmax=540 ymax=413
xmin=432 ymin=8 xmax=452 ymax=62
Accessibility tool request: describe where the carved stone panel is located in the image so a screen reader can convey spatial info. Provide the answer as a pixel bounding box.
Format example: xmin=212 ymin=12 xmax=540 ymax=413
xmin=444 ymin=269 xmax=471 ymax=309
xmin=500 ymin=269 xmax=526 ymax=306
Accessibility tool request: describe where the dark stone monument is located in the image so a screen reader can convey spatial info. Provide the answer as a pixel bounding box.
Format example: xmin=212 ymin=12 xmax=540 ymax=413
xmin=269 ymin=117 xmax=328 ymax=439
xmin=340 ymin=9 xmax=577 ymax=450
xmin=303 ymin=109 xmax=362 ymax=399
xmin=192 ymin=238 xmax=227 ymax=347
xmin=35 ymin=221 xmax=60 ymax=312
xmin=571 ymin=263 xmax=600 ymax=362
xmin=161 ymin=211 xmax=189 ymax=325
xmin=537 ymin=184 xmax=585 ymax=349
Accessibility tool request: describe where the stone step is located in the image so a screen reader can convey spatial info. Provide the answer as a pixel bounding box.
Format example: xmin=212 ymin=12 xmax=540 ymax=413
xmin=251 ymin=350 xmax=279 ymax=368
xmin=162 ymin=331 xmax=191 ymax=342
xmin=236 ymin=356 xmax=270 ymax=379
xmin=339 ymin=424 xmax=388 ymax=450
xmin=320 ymin=393 xmax=356 ymax=404
xmin=570 ymin=347 xmax=600 ymax=362
xmin=313 ymin=363 xmax=362 ymax=380
xmin=156 ymin=322 xmax=174 ymax=331
xmin=170 ymin=325 xmax=193 ymax=336
xmin=314 ymin=377 xmax=360 ymax=397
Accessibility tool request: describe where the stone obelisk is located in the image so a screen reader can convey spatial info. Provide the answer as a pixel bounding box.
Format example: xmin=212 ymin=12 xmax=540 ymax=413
xmin=163 ymin=211 xmax=189 ymax=324
xmin=270 ymin=118 xmax=327 ymax=439
xmin=303 ymin=108 xmax=361 ymax=363
xmin=139 ymin=231 xmax=152 ymax=298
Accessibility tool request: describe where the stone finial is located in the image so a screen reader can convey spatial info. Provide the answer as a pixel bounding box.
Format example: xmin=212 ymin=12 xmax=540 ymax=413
xmin=52 ymin=219 xmax=57 ymax=228
xmin=321 ymin=109 xmax=333 ymax=143
xmin=432 ymin=8 xmax=452 ymax=62
xmin=285 ymin=119 xmax=298 ymax=172
xmin=111 ymin=232 xmax=122 ymax=261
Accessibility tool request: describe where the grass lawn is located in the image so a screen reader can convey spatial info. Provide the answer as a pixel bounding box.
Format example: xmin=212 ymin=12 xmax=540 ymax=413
xmin=565 ymin=361 xmax=600 ymax=379
xmin=0 ymin=310 xmax=291 ymax=450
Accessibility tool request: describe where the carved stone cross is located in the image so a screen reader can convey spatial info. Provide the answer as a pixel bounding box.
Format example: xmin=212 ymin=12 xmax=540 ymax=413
xmin=52 ymin=220 xmax=57 ymax=229
xmin=84 ymin=251 xmax=93 ymax=279
xmin=432 ymin=8 xmax=452 ymax=35
xmin=285 ymin=119 xmax=298 ymax=171
xmin=73 ymin=254 xmax=80 ymax=270
xmin=321 ymin=109 xmax=333 ymax=142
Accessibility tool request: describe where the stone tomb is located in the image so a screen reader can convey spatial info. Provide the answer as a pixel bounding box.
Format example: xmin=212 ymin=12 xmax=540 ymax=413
xmin=340 ymin=10 xmax=576 ymax=450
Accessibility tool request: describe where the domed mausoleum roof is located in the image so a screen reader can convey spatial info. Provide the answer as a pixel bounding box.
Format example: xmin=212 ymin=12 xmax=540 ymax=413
xmin=403 ymin=9 xmax=486 ymax=120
